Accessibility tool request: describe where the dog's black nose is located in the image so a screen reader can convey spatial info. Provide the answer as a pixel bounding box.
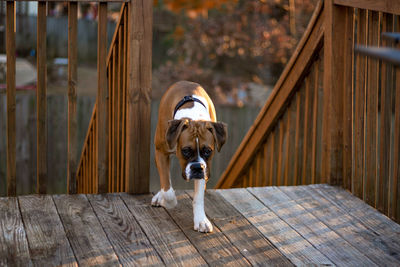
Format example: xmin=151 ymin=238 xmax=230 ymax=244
xmin=190 ymin=162 xmax=205 ymax=179
xmin=191 ymin=162 xmax=205 ymax=171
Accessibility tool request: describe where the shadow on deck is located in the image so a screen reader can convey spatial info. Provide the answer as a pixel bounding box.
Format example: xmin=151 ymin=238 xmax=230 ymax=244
xmin=1 ymin=184 xmax=400 ymax=266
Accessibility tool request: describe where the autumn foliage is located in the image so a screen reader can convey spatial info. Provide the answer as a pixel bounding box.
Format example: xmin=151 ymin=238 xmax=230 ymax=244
xmin=153 ymin=0 xmax=317 ymax=105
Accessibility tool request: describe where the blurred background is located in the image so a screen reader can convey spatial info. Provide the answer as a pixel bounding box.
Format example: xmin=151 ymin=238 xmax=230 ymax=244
xmin=0 ymin=0 xmax=317 ymax=194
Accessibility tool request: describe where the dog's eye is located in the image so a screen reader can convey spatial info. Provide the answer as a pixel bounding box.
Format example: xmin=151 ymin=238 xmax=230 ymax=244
xmin=181 ymin=147 xmax=194 ymax=159
xmin=201 ymin=147 xmax=212 ymax=159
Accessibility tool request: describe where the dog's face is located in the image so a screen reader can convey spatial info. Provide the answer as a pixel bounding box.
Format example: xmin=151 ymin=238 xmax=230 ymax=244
xmin=166 ymin=119 xmax=227 ymax=180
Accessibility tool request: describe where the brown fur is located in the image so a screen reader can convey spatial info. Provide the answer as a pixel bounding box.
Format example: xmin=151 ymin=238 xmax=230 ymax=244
xmin=154 ymin=81 xmax=226 ymax=190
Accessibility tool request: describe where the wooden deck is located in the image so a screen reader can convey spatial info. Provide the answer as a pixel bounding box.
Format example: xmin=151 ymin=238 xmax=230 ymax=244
xmin=1 ymin=184 xmax=400 ymax=266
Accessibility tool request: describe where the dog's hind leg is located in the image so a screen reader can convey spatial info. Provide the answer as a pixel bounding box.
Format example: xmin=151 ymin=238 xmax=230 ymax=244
xmin=151 ymin=149 xmax=177 ymax=209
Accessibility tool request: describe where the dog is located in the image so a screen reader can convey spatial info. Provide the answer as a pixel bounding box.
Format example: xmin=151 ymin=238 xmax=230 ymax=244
xmin=151 ymin=81 xmax=227 ymax=233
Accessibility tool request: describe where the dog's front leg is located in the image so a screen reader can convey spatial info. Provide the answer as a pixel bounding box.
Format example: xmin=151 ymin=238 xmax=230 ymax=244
xmin=152 ymin=149 xmax=177 ymax=209
xmin=193 ymin=179 xmax=213 ymax=233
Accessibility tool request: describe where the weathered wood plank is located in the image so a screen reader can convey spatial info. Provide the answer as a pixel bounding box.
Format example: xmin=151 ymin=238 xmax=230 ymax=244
xmin=310 ymin=184 xmax=400 ymax=255
xmin=218 ymin=188 xmax=333 ymax=266
xmin=120 ymin=193 xmax=207 ymax=266
xmin=87 ymin=194 xmax=164 ymax=266
xmin=97 ymin=2 xmax=108 ymax=193
xmin=166 ymin=191 xmax=250 ymax=266
xmin=53 ymin=194 xmax=120 ymax=266
xmin=67 ymin=1 xmax=78 ymax=194
xmin=198 ymin=190 xmax=294 ymax=266
xmin=18 ymin=195 xmax=77 ymax=266
xmin=6 ymin=1 xmax=16 ymax=196
xmin=281 ymin=185 xmax=400 ymax=264
xmin=0 ymin=197 xmax=32 ymax=266
xmin=125 ymin=0 xmax=153 ymax=193
xmin=249 ymin=186 xmax=376 ymax=266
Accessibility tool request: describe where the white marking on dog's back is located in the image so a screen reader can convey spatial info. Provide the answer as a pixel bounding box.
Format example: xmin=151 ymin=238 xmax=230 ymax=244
xmin=174 ymin=95 xmax=211 ymax=121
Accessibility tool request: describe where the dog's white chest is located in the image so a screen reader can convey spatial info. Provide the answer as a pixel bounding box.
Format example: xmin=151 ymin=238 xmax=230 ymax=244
xmin=174 ymin=95 xmax=211 ymax=121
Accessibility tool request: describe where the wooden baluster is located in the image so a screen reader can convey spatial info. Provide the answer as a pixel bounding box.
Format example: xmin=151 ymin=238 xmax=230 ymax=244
xmin=111 ymin=47 xmax=115 ymax=192
xmin=68 ymin=2 xmax=78 ymax=194
xmin=263 ymin=136 xmax=272 ymax=187
xmin=6 ymin=1 xmax=16 ymax=196
xmin=268 ymin=132 xmax=275 ymax=186
xmin=302 ymin=76 xmax=311 ymax=185
xmin=117 ymin=26 xmax=122 ymax=192
xmin=352 ymin=9 xmax=367 ymax=198
xmin=342 ymin=7 xmax=355 ymax=192
xmin=311 ymin=60 xmax=320 ymax=184
xmin=37 ymin=1 xmax=47 ymax=194
xmin=97 ymin=2 xmax=108 ymax=193
xmin=364 ymin=11 xmax=380 ymax=206
xmin=293 ymin=91 xmax=302 ymax=185
xmin=277 ymin=119 xmax=285 ymax=186
xmin=391 ymin=17 xmax=400 ymax=222
xmin=121 ymin=6 xmax=127 ymax=192
xmin=378 ymin=13 xmax=394 ymax=213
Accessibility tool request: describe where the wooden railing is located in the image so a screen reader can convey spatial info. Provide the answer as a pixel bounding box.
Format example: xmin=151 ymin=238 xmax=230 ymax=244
xmin=216 ymin=0 xmax=400 ymax=223
xmin=77 ymin=3 xmax=127 ymax=193
xmin=4 ymin=0 xmax=152 ymax=196
xmin=76 ymin=1 xmax=153 ymax=194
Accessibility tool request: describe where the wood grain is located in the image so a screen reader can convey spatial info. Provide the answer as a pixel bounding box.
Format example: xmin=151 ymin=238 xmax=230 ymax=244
xmin=342 ymin=6 xmax=354 ymax=191
xmin=364 ymin=10 xmax=379 ymax=206
xmin=199 ymin=190 xmax=294 ymax=266
xmin=311 ymin=184 xmax=400 ymax=256
xmin=37 ymin=1 xmax=47 ymax=194
xmin=125 ymin=0 xmax=153 ymax=193
xmin=67 ymin=2 xmax=78 ymax=194
xmin=0 ymin=197 xmax=32 ymax=266
xmin=353 ymin=8 xmax=367 ymax=198
xmin=53 ymin=194 xmax=120 ymax=266
xmin=249 ymin=186 xmax=376 ymax=266
xmin=282 ymin=185 xmax=400 ymax=264
xmin=167 ymin=191 xmax=250 ymax=266
xmin=87 ymin=194 xmax=164 ymax=266
xmin=18 ymin=195 xmax=77 ymax=266
xmin=97 ymin=2 xmax=108 ymax=193
xmin=378 ymin=14 xmax=393 ymax=213
xmin=219 ymin=188 xmax=333 ymax=266
xmin=120 ymin=193 xmax=207 ymax=266
xmin=6 ymin=1 xmax=16 ymax=196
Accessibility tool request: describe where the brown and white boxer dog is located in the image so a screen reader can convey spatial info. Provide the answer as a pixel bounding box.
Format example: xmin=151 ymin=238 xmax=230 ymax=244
xmin=151 ymin=81 xmax=227 ymax=233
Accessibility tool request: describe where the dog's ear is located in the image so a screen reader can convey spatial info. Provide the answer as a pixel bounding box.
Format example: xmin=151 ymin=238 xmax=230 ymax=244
xmin=166 ymin=119 xmax=188 ymax=150
xmin=207 ymin=121 xmax=228 ymax=152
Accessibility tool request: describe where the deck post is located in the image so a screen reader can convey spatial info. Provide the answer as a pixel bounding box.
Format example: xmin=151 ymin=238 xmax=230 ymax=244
xmin=125 ymin=0 xmax=153 ymax=193
xmin=97 ymin=2 xmax=108 ymax=193
xmin=322 ymin=0 xmax=353 ymax=187
xmin=37 ymin=1 xmax=47 ymax=194
xmin=67 ymin=2 xmax=78 ymax=194
xmin=6 ymin=1 xmax=16 ymax=196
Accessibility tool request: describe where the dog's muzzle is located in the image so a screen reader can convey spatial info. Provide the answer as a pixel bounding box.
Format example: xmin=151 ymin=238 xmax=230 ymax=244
xmin=186 ymin=161 xmax=206 ymax=179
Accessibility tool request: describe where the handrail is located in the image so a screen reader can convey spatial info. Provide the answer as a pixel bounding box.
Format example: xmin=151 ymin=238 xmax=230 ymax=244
xmin=333 ymin=0 xmax=400 ymax=15
xmin=216 ymin=0 xmax=324 ymax=189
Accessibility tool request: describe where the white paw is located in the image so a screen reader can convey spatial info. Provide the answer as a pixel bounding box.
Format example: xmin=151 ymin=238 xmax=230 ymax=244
xmin=194 ymin=216 xmax=213 ymax=233
xmin=151 ymin=188 xmax=177 ymax=209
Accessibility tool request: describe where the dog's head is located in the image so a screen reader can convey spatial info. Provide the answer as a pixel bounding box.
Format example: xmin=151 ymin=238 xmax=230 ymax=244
xmin=166 ymin=119 xmax=227 ymax=180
